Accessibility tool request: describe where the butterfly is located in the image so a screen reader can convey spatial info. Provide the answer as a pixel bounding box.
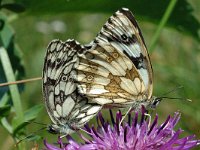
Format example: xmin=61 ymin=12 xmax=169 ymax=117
xmin=43 ymin=40 xmax=102 ymax=134
xmin=43 ymin=8 xmax=161 ymax=135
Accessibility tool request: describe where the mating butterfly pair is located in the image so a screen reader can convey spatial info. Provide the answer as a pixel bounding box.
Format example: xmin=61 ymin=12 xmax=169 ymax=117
xmin=43 ymin=8 xmax=161 ymax=135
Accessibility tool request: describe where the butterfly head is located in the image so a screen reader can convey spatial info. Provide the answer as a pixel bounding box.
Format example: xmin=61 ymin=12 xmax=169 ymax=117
xmin=149 ymin=96 xmax=162 ymax=109
xmin=47 ymin=124 xmax=75 ymax=135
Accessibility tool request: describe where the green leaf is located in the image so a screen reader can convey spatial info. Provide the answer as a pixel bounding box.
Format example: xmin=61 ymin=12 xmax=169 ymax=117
xmin=12 ymin=121 xmax=28 ymax=136
xmin=0 ymin=15 xmax=14 ymax=48
xmin=24 ymin=104 xmax=43 ymax=122
xmin=0 ymin=14 xmax=24 ymax=71
xmin=17 ymin=0 xmax=200 ymax=40
xmin=0 ymin=93 xmax=10 ymax=106
xmin=0 ymin=105 xmax=11 ymax=118
xmin=1 ymin=118 xmax=13 ymax=134
xmin=12 ymin=105 xmax=43 ymax=135
xmin=0 ymin=3 xmax=25 ymax=13
xmin=0 ymin=13 xmax=25 ymax=99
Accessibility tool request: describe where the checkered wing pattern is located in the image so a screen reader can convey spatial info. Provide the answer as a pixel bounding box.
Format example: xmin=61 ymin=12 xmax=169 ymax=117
xmin=76 ymin=8 xmax=153 ymax=108
xmin=43 ymin=40 xmax=102 ymax=134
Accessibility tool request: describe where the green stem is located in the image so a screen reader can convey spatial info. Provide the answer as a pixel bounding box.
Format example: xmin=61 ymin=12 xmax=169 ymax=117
xmin=0 ymin=47 xmax=24 ymax=125
xmin=149 ymin=0 xmax=178 ymax=52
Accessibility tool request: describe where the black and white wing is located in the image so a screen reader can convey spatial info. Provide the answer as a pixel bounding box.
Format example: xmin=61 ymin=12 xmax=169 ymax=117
xmin=75 ymin=8 xmax=153 ymax=108
xmin=43 ymin=39 xmax=102 ymax=134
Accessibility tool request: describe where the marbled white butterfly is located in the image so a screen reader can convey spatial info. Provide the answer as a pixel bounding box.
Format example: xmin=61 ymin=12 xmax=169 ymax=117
xmin=43 ymin=8 xmax=161 ymax=135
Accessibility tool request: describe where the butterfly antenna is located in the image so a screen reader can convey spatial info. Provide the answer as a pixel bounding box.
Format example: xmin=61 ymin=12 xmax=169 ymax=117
xmin=23 ymin=121 xmax=47 ymax=127
xmin=15 ymin=133 xmax=35 ymax=146
xmin=15 ymin=126 xmax=46 ymax=146
xmin=159 ymin=96 xmax=192 ymax=102
xmin=31 ymin=121 xmax=47 ymax=126
xmin=161 ymin=85 xmax=184 ymax=96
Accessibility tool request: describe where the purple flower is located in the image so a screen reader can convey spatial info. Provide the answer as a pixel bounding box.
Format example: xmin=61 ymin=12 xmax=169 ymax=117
xmin=44 ymin=108 xmax=200 ymax=150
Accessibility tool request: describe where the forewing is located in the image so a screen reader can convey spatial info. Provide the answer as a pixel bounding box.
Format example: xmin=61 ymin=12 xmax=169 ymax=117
xmin=43 ymin=39 xmax=102 ymax=128
xmin=76 ymin=8 xmax=153 ymax=106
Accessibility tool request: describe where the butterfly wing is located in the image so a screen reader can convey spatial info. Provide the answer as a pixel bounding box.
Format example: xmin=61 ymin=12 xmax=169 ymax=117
xmin=43 ymin=39 xmax=102 ymax=133
xmin=75 ymin=8 xmax=153 ymax=107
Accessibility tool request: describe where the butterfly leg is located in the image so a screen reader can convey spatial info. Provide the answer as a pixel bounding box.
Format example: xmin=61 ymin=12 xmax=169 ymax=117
xmin=60 ymin=134 xmax=67 ymax=138
xmin=144 ymin=113 xmax=151 ymax=129
xmin=78 ymin=127 xmax=93 ymax=136
xmin=119 ymin=106 xmax=132 ymax=126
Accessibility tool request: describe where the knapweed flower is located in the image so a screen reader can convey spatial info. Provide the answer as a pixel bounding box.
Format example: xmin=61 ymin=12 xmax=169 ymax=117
xmin=44 ymin=108 xmax=200 ymax=150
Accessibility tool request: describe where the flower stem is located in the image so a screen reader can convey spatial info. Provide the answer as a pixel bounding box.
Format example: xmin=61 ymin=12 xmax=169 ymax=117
xmin=0 ymin=47 xmax=24 ymax=123
xmin=149 ymin=0 xmax=178 ymax=52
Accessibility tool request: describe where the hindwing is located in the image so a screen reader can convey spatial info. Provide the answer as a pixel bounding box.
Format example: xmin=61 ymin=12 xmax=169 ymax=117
xmin=43 ymin=39 xmax=102 ymax=134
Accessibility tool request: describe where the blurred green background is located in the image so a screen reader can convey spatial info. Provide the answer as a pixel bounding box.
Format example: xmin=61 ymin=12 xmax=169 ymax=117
xmin=0 ymin=0 xmax=199 ymax=149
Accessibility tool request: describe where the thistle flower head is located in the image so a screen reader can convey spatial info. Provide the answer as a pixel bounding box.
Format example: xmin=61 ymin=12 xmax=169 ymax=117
xmin=44 ymin=108 xmax=199 ymax=150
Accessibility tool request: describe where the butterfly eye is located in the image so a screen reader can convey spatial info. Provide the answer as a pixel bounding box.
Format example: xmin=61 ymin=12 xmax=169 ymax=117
xmin=151 ymin=98 xmax=161 ymax=108
xmin=121 ymin=34 xmax=128 ymax=41
xmin=48 ymin=125 xmax=58 ymax=134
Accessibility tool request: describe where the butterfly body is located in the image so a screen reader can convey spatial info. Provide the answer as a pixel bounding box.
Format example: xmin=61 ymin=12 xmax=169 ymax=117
xmin=43 ymin=8 xmax=159 ymax=135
